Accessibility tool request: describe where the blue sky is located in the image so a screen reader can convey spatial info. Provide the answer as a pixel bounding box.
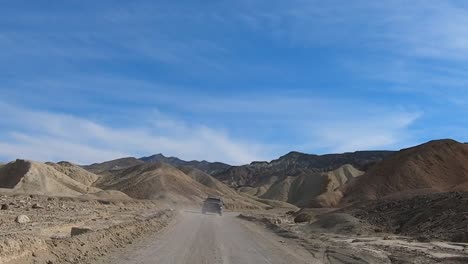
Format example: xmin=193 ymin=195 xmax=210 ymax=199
xmin=1 ymin=0 xmax=468 ymax=165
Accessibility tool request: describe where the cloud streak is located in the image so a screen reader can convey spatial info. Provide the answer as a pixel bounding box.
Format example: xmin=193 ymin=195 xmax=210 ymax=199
xmin=306 ymin=111 xmax=422 ymax=153
xmin=0 ymin=98 xmax=422 ymax=165
xmin=232 ymin=1 xmax=468 ymax=60
xmin=0 ymin=103 xmax=268 ymax=165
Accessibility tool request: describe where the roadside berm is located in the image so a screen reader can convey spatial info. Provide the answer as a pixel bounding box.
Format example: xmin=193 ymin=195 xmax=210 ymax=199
xmin=0 ymin=194 xmax=175 ymax=264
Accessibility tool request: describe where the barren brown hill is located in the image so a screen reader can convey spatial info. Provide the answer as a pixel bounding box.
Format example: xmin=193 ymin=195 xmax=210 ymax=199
xmin=0 ymin=160 xmax=132 ymax=201
xmin=0 ymin=159 xmax=100 ymax=196
xmin=94 ymin=162 xmax=273 ymax=209
xmin=47 ymin=161 xmax=100 ymax=186
xmin=343 ymin=139 xmax=468 ymax=203
xmin=253 ymin=164 xmax=363 ymax=207
xmin=94 ymin=162 xmax=201 ymax=202
xmin=177 ymin=166 xmax=292 ymax=209
xmin=177 ymin=166 xmax=237 ymax=195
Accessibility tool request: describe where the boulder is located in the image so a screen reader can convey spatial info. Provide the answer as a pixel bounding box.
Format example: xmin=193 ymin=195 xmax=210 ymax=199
xmin=15 ymin=215 xmax=30 ymax=224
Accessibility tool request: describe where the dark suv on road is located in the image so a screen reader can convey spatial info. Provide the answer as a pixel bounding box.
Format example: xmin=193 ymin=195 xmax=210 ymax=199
xmin=202 ymin=197 xmax=224 ymax=216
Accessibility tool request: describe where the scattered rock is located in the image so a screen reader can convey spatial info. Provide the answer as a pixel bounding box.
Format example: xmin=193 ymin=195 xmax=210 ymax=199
xmin=71 ymin=227 xmax=93 ymax=236
xmin=32 ymin=203 xmax=44 ymax=209
xmin=15 ymin=215 xmax=31 ymax=224
xmin=272 ymin=219 xmax=282 ymax=225
xmin=294 ymin=212 xmax=314 ymax=223
xmin=1 ymin=204 xmax=8 ymax=210
xmin=98 ymin=200 xmax=111 ymax=205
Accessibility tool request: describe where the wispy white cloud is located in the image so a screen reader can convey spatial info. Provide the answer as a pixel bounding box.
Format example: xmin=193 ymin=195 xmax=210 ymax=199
xmin=0 ymin=98 xmax=422 ymax=164
xmin=232 ymin=1 xmax=468 ymax=60
xmin=0 ymin=103 xmax=268 ymax=165
xmin=384 ymin=1 xmax=468 ymax=60
xmin=306 ymin=111 xmax=422 ymax=153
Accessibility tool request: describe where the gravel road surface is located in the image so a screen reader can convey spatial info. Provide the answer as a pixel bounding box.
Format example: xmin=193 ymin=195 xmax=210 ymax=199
xmin=102 ymin=211 xmax=316 ymax=264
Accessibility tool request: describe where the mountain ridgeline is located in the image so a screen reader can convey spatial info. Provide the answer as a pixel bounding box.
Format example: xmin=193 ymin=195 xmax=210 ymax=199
xmin=79 ymin=150 xmax=394 ymax=207
xmin=212 ymin=150 xmax=394 ymax=188
xmin=139 ymin=154 xmax=231 ymax=175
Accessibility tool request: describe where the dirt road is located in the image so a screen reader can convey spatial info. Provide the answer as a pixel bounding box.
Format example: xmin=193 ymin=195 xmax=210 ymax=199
xmin=101 ymin=211 xmax=317 ymax=264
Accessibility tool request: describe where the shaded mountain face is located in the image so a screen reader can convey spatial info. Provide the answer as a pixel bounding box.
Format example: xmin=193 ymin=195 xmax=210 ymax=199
xmin=250 ymin=164 xmax=364 ymax=207
xmin=341 ymin=139 xmax=468 ymax=203
xmin=209 ymin=150 xmax=392 ymax=207
xmin=139 ymin=154 xmax=231 ymax=175
xmin=83 ymin=157 xmax=145 ymax=175
xmin=213 ymin=150 xmax=394 ymax=188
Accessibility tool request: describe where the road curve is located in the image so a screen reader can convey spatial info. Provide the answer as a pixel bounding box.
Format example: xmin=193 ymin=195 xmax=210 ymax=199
xmin=102 ymin=211 xmax=316 ymax=264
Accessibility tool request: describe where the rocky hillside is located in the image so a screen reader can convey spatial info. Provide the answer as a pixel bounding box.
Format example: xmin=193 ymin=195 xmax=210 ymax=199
xmin=79 ymin=149 xmax=394 ymax=207
xmin=213 ymin=150 xmax=393 ymax=188
xmin=347 ymin=191 xmax=468 ymax=242
xmin=0 ymin=160 xmax=130 ymax=201
xmin=0 ymin=160 xmax=100 ymax=196
xmin=93 ymin=162 xmax=277 ymax=209
xmin=341 ymin=139 xmax=468 ymax=203
xmin=236 ymin=164 xmax=363 ymax=207
xmin=140 ymin=154 xmax=231 ymax=175
xmin=0 ymin=159 xmax=285 ymax=209
xmin=47 ymin=161 xmax=100 ymax=186
xmin=94 ymin=162 xmax=210 ymax=202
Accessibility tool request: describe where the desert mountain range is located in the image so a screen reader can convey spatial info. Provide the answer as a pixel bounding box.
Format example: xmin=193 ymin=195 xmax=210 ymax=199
xmin=0 ymin=139 xmax=467 ymax=209
xmin=140 ymin=154 xmax=231 ymax=175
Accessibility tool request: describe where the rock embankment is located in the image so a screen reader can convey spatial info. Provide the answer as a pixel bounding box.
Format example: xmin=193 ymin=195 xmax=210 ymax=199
xmin=0 ymin=194 xmax=176 ymax=264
